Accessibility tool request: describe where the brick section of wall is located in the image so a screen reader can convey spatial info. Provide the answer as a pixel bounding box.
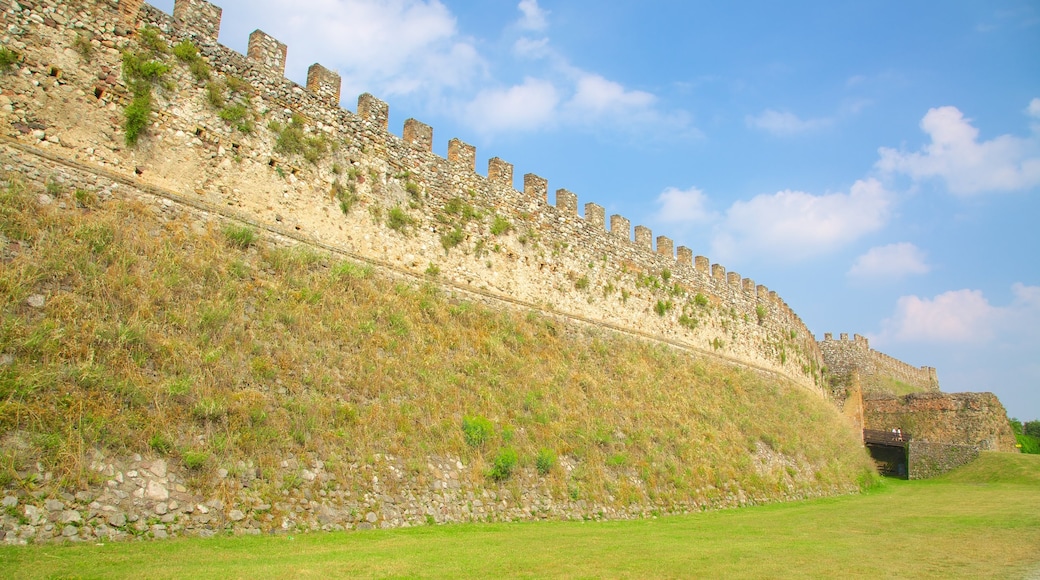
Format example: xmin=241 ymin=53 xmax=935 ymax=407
xmin=306 ymin=64 xmax=341 ymax=106
xmin=247 ymin=30 xmax=287 ymax=75
xmin=524 ymin=174 xmax=547 ymax=203
xmin=555 ymin=189 xmax=577 ymax=215
xmin=403 ymin=119 xmax=433 ymax=152
xmin=487 ymin=158 xmax=513 ymax=187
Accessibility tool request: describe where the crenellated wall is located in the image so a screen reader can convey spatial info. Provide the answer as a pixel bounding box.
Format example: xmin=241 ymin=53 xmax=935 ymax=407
xmin=0 ymin=0 xmax=857 ymax=394
xmin=819 ymin=333 xmax=939 ymax=398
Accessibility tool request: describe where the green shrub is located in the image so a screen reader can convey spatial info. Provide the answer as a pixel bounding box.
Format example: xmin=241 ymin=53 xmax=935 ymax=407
xmin=149 ymin=434 xmax=173 ymax=455
xmin=575 ymin=275 xmax=590 ymax=291
xmin=490 ymin=215 xmax=511 ymax=236
xmin=123 ymin=91 xmax=152 ymax=146
xmin=223 ymin=224 xmax=257 ymax=249
xmin=218 ymin=104 xmax=247 ymax=124
xmin=694 ymin=293 xmax=709 ymax=307
xmin=405 ymin=181 xmax=421 ymax=198
xmin=206 ymin=82 xmax=225 ymax=108
xmin=387 ymin=207 xmax=413 ymax=232
xmin=462 ymin=415 xmax=494 ymax=447
xmin=137 ymin=26 xmax=168 ymax=55
xmin=122 ymin=51 xmax=168 ymax=83
xmin=1016 ymin=434 xmax=1040 ymax=454
xmin=182 ymin=450 xmax=209 ymax=471
xmin=0 ymin=46 xmax=19 ymax=70
xmin=756 ymin=305 xmax=767 ymax=325
xmin=536 ymin=448 xmax=556 ymax=475
xmin=441 ymin=227 xmax=464 ymax=251
xmin=654 ymin=300 xmax=672 ymax=316
xmin=489 ymin=447 xmax=518 ymax=481
xmin=271 ymin=114 xmax=327 ymax=163
xmin=679 ymin=314 xmax=697 ymax=329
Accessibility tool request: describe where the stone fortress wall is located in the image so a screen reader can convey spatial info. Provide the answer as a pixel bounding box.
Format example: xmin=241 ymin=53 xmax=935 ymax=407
xmin=818 ymin=333 xmax=939 ymax=396
xmin=2 ymin=0 xmax=836 ymax=392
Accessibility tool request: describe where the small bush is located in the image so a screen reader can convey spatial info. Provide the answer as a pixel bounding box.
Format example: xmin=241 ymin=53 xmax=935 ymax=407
xmin=536 ymin=448 xmax=556 ymax=475
xmin=489 ymin=447 xmax=518 ymax=481
xmin=182 ymin=450 xmax=209 ymax=471
xmin=331 ymin=180 xmax=357 ymax=215
xmin=462 ymin=415 xmax=494 ymax=447
xmin=0 ymin=46 xmax=19 ymax=70
xmin=271 ymin=114 xmax=327 ymax=164
xmin=575 ymin=276 xmax=590 ymax=291
xmin=756 ymin=305 xmax=767 ymax=325
xmin=137 ymin=26 xmax=169 ymax=55
xmin=218 ymin=104 xmax=247 ymax=124
xmin=172 ymin=39 xmax=197 ymax=60
xmin=223 ymin=224 xmax=257 ymax=249
xmin=425 ymin=263 xmax=440 ymax=277
xmin=206 ymin=82 xmax=225 ymax=108
xmin=73 ymin=189 xmax=97 ymax=208
xmin=73 ymin=34 xmax=93 ymax=60
xmin=694 ymin=293 xmax=709 ymax=307
xmin=123 ymin=91 xmax=152 ymax=147
xmin=441 ymin=227 xmax=464 ymax=251
xmin=149 ymin=434 xmax=173 ymax=455
xmin=387 ymin=207 xmax=413 ymax=232
xmin=654 ymin=300 xmax=672 ymax=316
xmin=490 ymin=215 xmax=511 ymax=236
xmin=679 ymin=314 xmax=697 ymax=329
xmin=405 ymin=181 xmax=421 ymax=198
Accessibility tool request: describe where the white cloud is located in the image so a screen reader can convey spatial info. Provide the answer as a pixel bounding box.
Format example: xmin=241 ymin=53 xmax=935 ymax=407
xmin=463 ymin=78 xmax=560 ymax=133
xmin=1023 ymin=98 xmax=1040 ymax=119
xmin=513 ymin=36 xmax=550 ymax=58
xmin=847 ymin=243 xmax=930 ymax=280
xmin=219 ymin=0 xmax=483 ymax=99
xmin=882 ymin=290 xmax=996 ymax=343
xmin=879 ymin=284 xmax=1040 ymax=344
xmin=876 ymin=102 xmax=1040 ymax=195
xmin=567 ymin=74 xmax=656 ymax=116
xmin=711 ymin=178 xmax=892 ymax=262
xmin=517 ymin=0 xmax=549 ymax=31
xmin=654 ymin=186 xmax=715 ymax=224
xmin=745 ymin=109 xmax=831 ymax=136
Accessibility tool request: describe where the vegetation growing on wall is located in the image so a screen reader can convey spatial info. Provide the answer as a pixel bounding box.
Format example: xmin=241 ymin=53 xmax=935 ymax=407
xmin=0 ymin=178 xmax=875 ymax=507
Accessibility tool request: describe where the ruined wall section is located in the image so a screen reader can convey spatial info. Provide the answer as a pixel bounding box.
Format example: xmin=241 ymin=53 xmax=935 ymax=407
xmin=864 ymin=392 xmax=1018 ymax=453
xmin=0 ymin=0 xmax=824 ymax=390
xmin=819 ymin=333 xmax=938 ymax=398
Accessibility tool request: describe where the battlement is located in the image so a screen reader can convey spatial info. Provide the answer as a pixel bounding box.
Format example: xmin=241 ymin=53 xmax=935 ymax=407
xmin=819 ymin=333 xmax=939 ymax=394
xmin=1 ymin=0 xmax=827 ymax=392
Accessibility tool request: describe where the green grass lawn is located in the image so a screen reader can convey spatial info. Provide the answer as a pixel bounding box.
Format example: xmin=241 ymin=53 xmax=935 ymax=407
xmin=1 ymin=453 xmax=1037 ymax=579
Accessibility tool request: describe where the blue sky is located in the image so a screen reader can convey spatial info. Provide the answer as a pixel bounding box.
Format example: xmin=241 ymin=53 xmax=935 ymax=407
xmin=151 ymin=0 xmax=1040 ymax=419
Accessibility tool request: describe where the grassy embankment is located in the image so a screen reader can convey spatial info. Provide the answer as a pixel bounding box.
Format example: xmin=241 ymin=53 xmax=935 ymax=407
xmin=0 ymin=452 xmax=1037 ymax=578
xmin=0 ymin=176 xmax=871 ymax=514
